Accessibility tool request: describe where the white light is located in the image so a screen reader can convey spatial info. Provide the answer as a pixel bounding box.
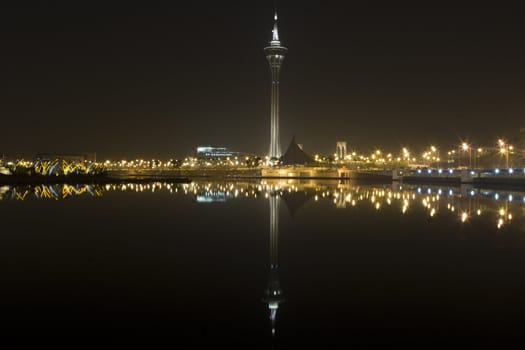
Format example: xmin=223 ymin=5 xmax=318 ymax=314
xmin=495 ymin=168 xmax=500 ymax=174
xmin=427 ymin=169 xmax=432 ymax=174
xmin=417 ymin=169 xmax=422 ymax=174
xmin=449 ymin=169 xmax=453 ymax=174
xmin=494 ymin=193 xmax=499 ymax=200
xmin=438 ymin=169 xmax=442 ymax=174
xmin=508 ymin=194 xmax=513 ymax=201
xmin=509 ymin=168 xmax=514 ymax=174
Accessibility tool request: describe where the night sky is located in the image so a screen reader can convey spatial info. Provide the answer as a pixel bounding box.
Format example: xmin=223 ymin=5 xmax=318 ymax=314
xmin=1 ymin=2 xmax=525 ymax=160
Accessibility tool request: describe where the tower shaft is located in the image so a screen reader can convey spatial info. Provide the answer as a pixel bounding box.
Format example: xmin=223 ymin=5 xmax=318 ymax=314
xmin=264 ymin=13 xmax=287 ymax=160
xmin=269 ymin=63 xmax=282 ymax=158
xmin=264 ymin=194 xmax=284 ymax=337
xmin=269 ymin=194 xmax=280 ymax=267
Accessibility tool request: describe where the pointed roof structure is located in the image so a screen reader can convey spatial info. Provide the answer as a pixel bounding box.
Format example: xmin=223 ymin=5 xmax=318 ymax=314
xmin=280 ymin=136 xmax=314 ymax=165
xmin=281 ymin=191 xmax=312 ymax=218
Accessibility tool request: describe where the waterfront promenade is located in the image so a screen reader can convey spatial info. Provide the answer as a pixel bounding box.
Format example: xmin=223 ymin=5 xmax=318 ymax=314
xmin=3 ymin=164 xmax=525 ymax=190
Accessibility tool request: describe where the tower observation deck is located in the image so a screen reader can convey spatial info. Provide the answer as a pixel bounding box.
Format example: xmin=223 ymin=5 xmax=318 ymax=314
xmin=264 ymin=12 xmax=287 ymax=161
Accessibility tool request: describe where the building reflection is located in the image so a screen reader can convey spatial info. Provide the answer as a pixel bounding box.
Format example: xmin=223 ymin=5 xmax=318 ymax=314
xmin=1 ymin=180 xmax=525 ymax=230
xmin=263 ymin=193 xmax=285 ymax=338
xmin=0 ymin=183 xmax=103 ymax=201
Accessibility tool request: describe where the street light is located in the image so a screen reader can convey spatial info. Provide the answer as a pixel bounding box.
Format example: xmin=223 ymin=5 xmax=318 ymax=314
xmin=402 ymin=147 xmax=410 ymax=167
xmin=461 ymin=142 xmax=472 ymax=169
xmin=430 ymin=145 xmax=440 ymax=168
xmin=475 ymin=148 xmax=483 ymax=169
xmin=497 ymin=139 xmax=512 ymax=169
xmin=499 ymin=145 xmax=512 ymax=169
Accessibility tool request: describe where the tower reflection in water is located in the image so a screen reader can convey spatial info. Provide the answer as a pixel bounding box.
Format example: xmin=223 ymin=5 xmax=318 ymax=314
xmin=4 ymin=179 xmax=525 ymax=340
xmin=3 ymin=180 xmax=525 ymax=231
xmin=263 ymin=193 xmax=284 ymax=338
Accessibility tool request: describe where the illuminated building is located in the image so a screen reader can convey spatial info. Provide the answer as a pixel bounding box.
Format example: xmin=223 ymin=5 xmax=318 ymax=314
xmin=34 ymin=153 xmax=96 ymax=162
xmin=264 ymin=12 xmax=287 ymax=161
xmin=195 ymin=146 xmax=237 ymax=159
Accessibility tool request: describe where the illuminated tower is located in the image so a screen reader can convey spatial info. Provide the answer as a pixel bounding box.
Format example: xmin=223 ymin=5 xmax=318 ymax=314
xmin=264 ymin=12 xmax=287 ymax=161
xmin=263 ymin=194 xmax=284 ymax=337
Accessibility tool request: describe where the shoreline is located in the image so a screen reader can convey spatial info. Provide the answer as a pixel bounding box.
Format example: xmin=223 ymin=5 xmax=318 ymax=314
xmin=0 ymin=174 xmax=192 ymax=185
xmin=2 ymin=168 xmax=525 ymax=190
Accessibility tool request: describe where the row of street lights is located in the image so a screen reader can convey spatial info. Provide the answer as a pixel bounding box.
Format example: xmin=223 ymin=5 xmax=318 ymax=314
xmin=333 ymin=139 xmax=518 ymax=169
xmin=457 ymin=140 xmax=514 ymax=169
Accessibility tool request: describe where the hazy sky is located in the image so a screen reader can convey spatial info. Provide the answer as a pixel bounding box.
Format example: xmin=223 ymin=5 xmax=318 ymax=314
xmin=1 ymin=2 xmax=524 ymax=159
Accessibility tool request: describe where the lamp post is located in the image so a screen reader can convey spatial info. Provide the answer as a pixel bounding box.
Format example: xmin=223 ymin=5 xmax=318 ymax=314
xmin=498 ymin=139 xmax=512 ymax=169
xmin=447 ymin=150 xmax=456 ymax=168
xmin=461 ymin=143 xmax=471 ymax=169
xmin=430 ymin=145 xmax=440 ymax=168
xmin=499 ymin=147 xmax=508 ymax=169
xmin=402 ymin=147 xmax=410 ymax=168
xmin=509 ymin=145 xmax=514 ymax=168
xmin=475 ymin=148 xmax=483 ymax=169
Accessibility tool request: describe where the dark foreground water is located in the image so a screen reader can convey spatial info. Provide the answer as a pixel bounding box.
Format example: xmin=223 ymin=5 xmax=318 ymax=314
xmin=1 ymin=180 xmax=525 ymax=346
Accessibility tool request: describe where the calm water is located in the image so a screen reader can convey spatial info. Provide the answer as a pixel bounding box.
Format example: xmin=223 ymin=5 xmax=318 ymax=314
xmin=2 ymin=180 xmax=525 ymax=345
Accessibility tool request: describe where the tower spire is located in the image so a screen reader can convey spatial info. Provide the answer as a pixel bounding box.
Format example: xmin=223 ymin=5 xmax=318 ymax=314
xmin=271 ymin=12 xmax=280 ymax=44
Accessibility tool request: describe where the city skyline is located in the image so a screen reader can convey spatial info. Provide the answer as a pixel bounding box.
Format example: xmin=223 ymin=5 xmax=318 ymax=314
xmin=2 ymin=2 xmax=525 ymax=159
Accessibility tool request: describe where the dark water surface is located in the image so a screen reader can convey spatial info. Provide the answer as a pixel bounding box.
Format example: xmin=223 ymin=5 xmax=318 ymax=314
xmin=1 ymin=180 xmax=525 ymax=346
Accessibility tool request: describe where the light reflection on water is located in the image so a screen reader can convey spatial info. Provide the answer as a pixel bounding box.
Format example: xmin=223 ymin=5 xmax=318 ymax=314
xmin=2 ymin=180 xmax=524 ymax=230
xmin=2 ymin=179 xmax=525 ymax=343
